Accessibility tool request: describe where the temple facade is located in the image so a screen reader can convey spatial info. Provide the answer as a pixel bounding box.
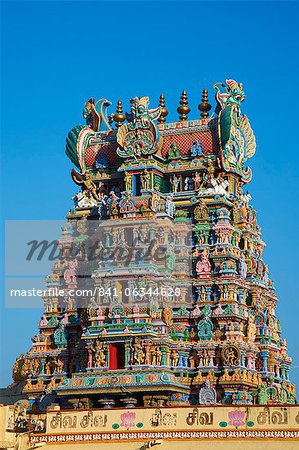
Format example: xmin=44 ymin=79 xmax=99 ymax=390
xmin=2 ymin=79 xmax=298 ymax=449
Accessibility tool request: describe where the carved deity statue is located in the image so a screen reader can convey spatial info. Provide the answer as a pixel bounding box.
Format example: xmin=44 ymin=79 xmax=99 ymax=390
xmin=196 ymin=249 xmax=211 ymax=276
xmin=141 ymin=169 xmax=151 ymax=190
xmin=131 ymin=338 xmax=145 ymax=365
xmin=93 ymin=339 xmax=106 ymax=367
xmin=124 ymin=172 xmax=133 ymax=192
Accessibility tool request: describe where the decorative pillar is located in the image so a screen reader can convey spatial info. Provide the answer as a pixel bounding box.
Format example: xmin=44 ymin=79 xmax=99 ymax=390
xmin=196 ymin=287 xmax=202 ymax=302
xmin=183 ymin=355 xmax=188 ymax=367
xmin=161 ymin=347 xmax=167 ymax=366
xmin=240 ymin=352 xmax=246 ymax=367
xmin=280 ymin=366 xmax=286 ymax=380
xmin=144 ymin=341 xmax=151 ymax=365
xmin=178 ymin=352 xmax=184 ymax=367
xmin=40 ymin=358 xmax=46 ymax=375
xmin=206 ymin=286 xmax=212 ymax=302
xmin=261 ymin=351 xmax=269 ymax=372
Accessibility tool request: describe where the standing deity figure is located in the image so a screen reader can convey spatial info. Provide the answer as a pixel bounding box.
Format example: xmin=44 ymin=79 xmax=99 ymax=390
xmin=45 ymin=360 xmax=52 ymax=375
xmin=202 ymin=348 xmax=210 ymax=366
xmin=131 ymin=338 xmax=145 ymax=365
xmin=165 ymin=246 xmax=176 ymax=272
xmin=84 ymin=174 xmax=100 ymax=201
xmin=151 ymin=347 xmax=157 ymax=366
xmin=239 ymin=254 xmax=247 ymax=279
xmin=196 ymin=249 xmax=211 ymax=277
xmin=64 ymin=260 xmax=77 ymax=288
xmin=171 ymin=350 xmax=179 ymax=367
xmin=141 ymin=169 xmax=151 ymax=190
xmin=93 ymin=339 xmax=106 ymax=367
xmin=247 ymin=315 xmax=257 ymax=343
xmin=124 ymin=172 xmax=133 ymax=192
xmin=193 ymin=172 xmax=202 ymax=191
xmin=163 ymin=307 xmax=173 ymax=326
xmin=199 ymin=159 xmax=215 ymax=190
xmin=172 ymin=175 xmax=180 ymax=193
xmin=54 ymin=358 xmax=64 ymax=374
xmin=156 ymin=347 xmax=162 ymax=365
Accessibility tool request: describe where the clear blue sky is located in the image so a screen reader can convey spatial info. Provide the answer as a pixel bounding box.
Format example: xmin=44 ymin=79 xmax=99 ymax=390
xmin=1 ymin=1 xmax=298 ymax=390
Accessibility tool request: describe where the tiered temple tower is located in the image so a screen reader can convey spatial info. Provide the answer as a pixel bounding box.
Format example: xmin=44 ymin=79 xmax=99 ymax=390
xmin=12 ymin=80 xmax=296 ymax=410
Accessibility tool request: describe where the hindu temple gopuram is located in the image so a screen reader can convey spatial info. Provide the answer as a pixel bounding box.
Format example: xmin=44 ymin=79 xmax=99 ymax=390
xmin=1 ymin=79 xmax=298 ymax=449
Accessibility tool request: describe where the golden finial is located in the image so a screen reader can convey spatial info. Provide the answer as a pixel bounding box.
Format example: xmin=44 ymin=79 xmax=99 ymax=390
xmin=198 ymin=88 xmax=212 ymax=118
xmin=177 ymin=90 xmax=190 ymax=121
xmin=113 ymin=100 xmax=126 ymax=128
xmin=158 ymin=93 xmax=168 ymax=123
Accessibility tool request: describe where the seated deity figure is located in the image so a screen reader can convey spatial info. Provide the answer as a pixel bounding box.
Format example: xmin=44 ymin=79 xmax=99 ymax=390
xmin=190 ymin=140 xmax=203 ymax=157
xmin=196 ymin=249 xmax=211 ymax=276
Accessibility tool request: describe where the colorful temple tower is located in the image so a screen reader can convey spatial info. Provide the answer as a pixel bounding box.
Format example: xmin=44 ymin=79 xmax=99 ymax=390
xmin=12 ymin=79 xmax=296 ymax=410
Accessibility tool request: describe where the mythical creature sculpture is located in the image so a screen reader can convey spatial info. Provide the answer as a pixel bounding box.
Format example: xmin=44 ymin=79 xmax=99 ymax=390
xmin=214 ymin=79 xmax=256 ymax=182
xmin=83 ymin=98 xmax=112 ymax=132
xmin=71 ymin=170 xmax=100 ymax=207
xmin=66 ymin=98 xmax=113 ymax=173
xmin=117 ymin=97 xmax=162 ymax=158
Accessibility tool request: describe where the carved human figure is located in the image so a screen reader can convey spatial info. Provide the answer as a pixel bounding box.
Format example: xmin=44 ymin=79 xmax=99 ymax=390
xmin=172 ymin=175 xmax=180 ymax=193
xmin=141 ymin=170 xmax=151 ymax=190
xmin=93 ymin=339 xmax=106 ymax=367
xmin=54 ymin=358 xmax=64 ymax=374
xmin=131 ymin=338 xmax=145 ymax=365
xmin=163 ymin=307 xmax=173 ymax=326
xmin=239 ymin=254 xmax=247 ymax=279
xmin=171 ymin=350 xmax=179 ymax=367
xmin=64 ymin=260 xmax=77 ymax=288
xmin=156 ymin=347 xmax=162 ymax=366
xmin=193 ymin=172 xmax=202 ymax=191
xmin=45 ymin=360 xmax=53 ymax=375
xmin=124 ymin=172 xmax=133 ymax=192
xmin=247 ymin=315 xmax=257 ymax=343
xmin=196 ymin=249 xmax=211 ymax=276
xmin=202 ymin=348 xmax=209 ymax=366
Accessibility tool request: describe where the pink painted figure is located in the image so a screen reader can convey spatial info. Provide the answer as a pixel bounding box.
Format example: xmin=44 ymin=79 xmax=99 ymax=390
xmin=214 ymin=304 xmax=222 ymax=315
xmin=191 ymin=305 xmax=201 ymax=318
xmin=196 ymin=249 xmax=211 ymax=277
xmin=63 ymin=260 xmax=77 ymax=288
xmin=39 ymin=315 xmax=48 ymax=326
xmin=96 ymin=307 xmax=105 ymax=325
xmin=62 ymin=313 xmax=69 ymax=325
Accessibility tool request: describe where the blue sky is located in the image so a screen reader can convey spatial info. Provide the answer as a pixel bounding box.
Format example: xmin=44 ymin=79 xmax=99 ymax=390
xmin=1 ymin=1 xmax=299 ymax=390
